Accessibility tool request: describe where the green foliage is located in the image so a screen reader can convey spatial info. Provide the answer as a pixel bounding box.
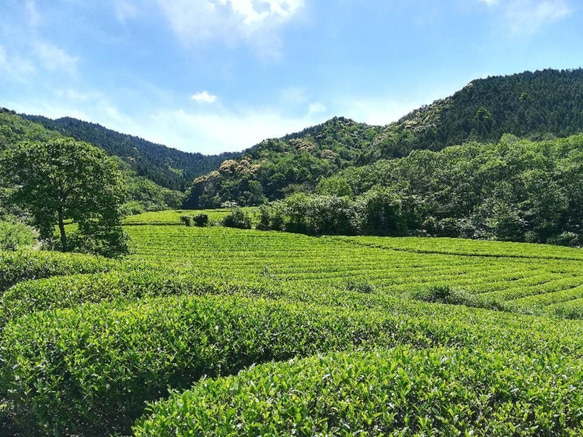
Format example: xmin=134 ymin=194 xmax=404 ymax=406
xmin=193 ymin=213 xmax=209 ymax=227
xmin=356 ymin=188 xmax=411 ymax=236
xmin=222 ymin=207 xmax=252 ymax=229
xmin=0 ymin=269 xmax=283 ymax=328
xmin=0 ymin=108 xmax=61 ymax=150
xmin=0 ymin=250 xmax=120 ymax=294
xmin=22 ymin=114 xmax=236 ymax=191
xmin=135 ymin=347 xmax=583 ymax=436
xmin=0 ymin=138 xmax=129 ymax=257
xmin=179 ymin=215 xmax=193 ymax=226
xmin=0 ymin=219 xmax=35 ymax=250
xmin=2 ymin=223 xmax=583 ymax=434
xmin=313 ymin=134 xmax=583 ymax=245
xmin=183 ymin=117 xmax=383 ymax=208
xmin=185 ymin=69 xmax=583 ymax=209
xmin=125 ymin=175 xmax=184 ymax=212
xmin=372 ymin=68 xmax=583 ymax=159
xmin=4 ymin=290 xmax=583 ymax=436
xmin=0 ymin=295 xmax=392 ymax=435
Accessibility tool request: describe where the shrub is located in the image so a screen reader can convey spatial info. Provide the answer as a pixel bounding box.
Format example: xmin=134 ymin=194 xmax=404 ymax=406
xmin=0 ymin=250 xmax=120 ymax=294
xmin=135 ymin=347 xmax=583 ymax=436
xmin=193 ymin=214 xmax=209 ymax=227
xmin=0 ymin=220 xmax=35 ymax=251
xmin=222 ymin=208 xmax=251 ymax=229
xmin=179 ymin=215 xmax=193 ymax=226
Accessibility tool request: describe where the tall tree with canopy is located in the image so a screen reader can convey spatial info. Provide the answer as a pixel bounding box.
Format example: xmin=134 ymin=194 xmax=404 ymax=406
xmin=0 ymin=137 xmax=129 ymax=257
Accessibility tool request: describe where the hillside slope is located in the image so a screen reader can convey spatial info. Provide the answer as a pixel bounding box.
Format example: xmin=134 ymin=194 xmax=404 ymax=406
xmin=22 ymin=115 xmax=236 ymax=191
xmin=0 ymin=110 xmax=184 ymax=212
xmin=185 ymin=68 xmax=583 ymax=208
xmin=370 ymin=68 xmax=583 ymax=159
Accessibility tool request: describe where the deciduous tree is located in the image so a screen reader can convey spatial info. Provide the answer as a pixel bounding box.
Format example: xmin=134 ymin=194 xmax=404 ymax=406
xmin=0 ymin=138 xmax=129 ymax=257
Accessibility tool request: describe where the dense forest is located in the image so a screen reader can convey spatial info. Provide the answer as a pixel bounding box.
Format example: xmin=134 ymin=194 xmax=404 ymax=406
xmin=0 ymin=109 xmax=182 ymax=214
xmin=3 ymin=68 xmax=583 ymax=247
xmin=183 ymin=117 xmax=382 ymax=208
xmin=23 ymin=115 xmax=236 ymax=191
xmin=185 ymin=69 xmax=583 ymax=209
xmin=256 ymin=134 xmax=583 ymax=246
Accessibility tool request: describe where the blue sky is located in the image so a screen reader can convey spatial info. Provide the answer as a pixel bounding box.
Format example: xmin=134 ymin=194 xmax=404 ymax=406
xmin=1 ymin=0 xmax=581 ymax=154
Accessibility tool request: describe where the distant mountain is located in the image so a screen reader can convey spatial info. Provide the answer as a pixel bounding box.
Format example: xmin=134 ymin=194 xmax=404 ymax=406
xmin=183 ymin=117 xmax=383 ymax=208
xmin=185 ymin=68 xmax=583 ymax=208
xmin=0 ymin=109 xmax=185 ymax=212
xmin=369 ymin=68 xmax=583 ymax=160
xmin=21 ymin=115 xmax=236 ymax=191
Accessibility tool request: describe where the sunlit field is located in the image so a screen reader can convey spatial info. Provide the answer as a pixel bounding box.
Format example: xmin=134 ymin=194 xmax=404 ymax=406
xmin=1 ymin=210 xmax=582 ymax=436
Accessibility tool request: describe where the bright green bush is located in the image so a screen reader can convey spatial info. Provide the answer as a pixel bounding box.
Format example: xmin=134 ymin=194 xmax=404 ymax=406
xmin=0 ymin=220 xmax=35 ymax=250
xmin=134 ymin=347 xmax=583 ymax=436
xmin=0 ymin=295 xmax=400 ymax=435
xmin=3 ymin=293 xmax=583 ymax=436
xmin=0 ymin=270 xmax=284 ymax=327
xmin=0 ymin=250 xmax=120 ymax=294
xmin=221 ymin=207 xmax=252 ymax=229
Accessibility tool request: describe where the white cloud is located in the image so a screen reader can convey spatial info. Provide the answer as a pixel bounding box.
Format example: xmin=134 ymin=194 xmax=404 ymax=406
xmin=308 ymin=102 xmax=326 ymax=115
xmin=279 ymin=87 xmax=310 ymax=104
xmin=25 ymin=0 xmax=41 ymax=28
xmin=480 ymin=0 xmax=572 ymax=34
xmin=154 ymin=0 xmax=304 ymax=57
xmin=144 ymin=105 xmax=326 ymax=154
xmin=114 ymin=0 xmax=140 ymax=23
xmin=506 ymin=0 xmax=571 ymax=33
xmin=0 ymin=45 xmax=37 ymax=80
xmin=191 ymin=91 xmax=218 ymax=104
xmin=32 ymin=41 xmax=78 ymax=75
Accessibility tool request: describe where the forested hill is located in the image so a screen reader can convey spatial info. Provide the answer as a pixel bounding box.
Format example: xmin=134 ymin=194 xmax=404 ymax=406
xmin=369 ymin=68 xmax=583 ymax=160
xmin=183 ymin=117 xmax=382 ymax=208
xmin=22 ymin=115 xmax=236 ymax=191
xmin=185 ymin=68 xmax=583 ymax=208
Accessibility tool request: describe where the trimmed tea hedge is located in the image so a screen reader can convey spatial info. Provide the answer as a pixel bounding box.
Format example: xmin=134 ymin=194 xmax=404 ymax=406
xmin=0 ymin=250 xmax=120 ymax=294
xmin=135 ymin=347 xmax=583 ymax=436
xmin=0 ymin=270 xmax=284 ymax=327
xmin=2 ymin=294 xmax=583 ymax=435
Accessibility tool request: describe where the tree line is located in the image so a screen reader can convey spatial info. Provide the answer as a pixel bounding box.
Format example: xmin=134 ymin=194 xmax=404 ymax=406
xmin=255 ymin=134 xmax=583 ymax=246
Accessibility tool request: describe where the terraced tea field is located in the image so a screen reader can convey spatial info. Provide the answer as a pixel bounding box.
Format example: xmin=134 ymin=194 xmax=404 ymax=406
xmin=1 ymin=212 xmax=583 ymax=436
xmin=126 ymin=224 xmax=583 ymax=318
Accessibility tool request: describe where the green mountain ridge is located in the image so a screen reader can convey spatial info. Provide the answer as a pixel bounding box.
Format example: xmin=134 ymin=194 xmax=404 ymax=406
xmin=0 ymin=109 xmax=185 ymax=213
xmin=21 ymin=115 xmax=236 ymax=191
xmin=4 ymin=68 xmax=583 ymax=213
xmin=185 ymin=68 xmax=583 ymax=208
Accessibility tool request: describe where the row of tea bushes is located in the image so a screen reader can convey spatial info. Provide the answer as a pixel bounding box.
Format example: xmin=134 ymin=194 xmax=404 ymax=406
xmin=125 ymin=226 xmax=583 ymax=317
xmin=0 ymin=270 xmax=285 ymax=328
xmin=3 ymin=293 xmax=583 ymax=435
xmin=0 ymin=250 xmax=121 ymax=294
xmin=0 ymin=295 xmax=393 ymax=435
xmin=135 ymin=347 xmax=583 ymax=436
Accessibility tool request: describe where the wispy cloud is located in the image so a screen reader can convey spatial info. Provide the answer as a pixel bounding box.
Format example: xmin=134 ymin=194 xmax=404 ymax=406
xmin=145 ymin=104 xmax=327 ymax=153
xmin=191 ymin=91 xmax=218 ymax=104
xmin=114 ymin=0 xmax=140 ymax=23
xmin=0 ymin=45 xmax=37 ymax=81
xmin=480 ymin=0 xmax=572 ymax=34
xmin=32 ymin=41 xmax=79 ymax=75
xmin=154 ymin=0 xmax=304 ymax=58
xmin=506 ymin=0 xmax=571 ymax=33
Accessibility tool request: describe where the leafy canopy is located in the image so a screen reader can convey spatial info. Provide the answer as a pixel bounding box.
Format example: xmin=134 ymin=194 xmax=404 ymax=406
xmin=0 ymin=137 xmax=129 ymax=257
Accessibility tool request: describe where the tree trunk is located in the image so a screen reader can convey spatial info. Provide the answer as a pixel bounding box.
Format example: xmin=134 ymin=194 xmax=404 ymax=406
xmin=58 ymin=207 xmax=67 ymax=251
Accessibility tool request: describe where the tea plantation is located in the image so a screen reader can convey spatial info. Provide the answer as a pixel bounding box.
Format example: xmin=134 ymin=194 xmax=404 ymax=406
xmin=1 ymin=212 xmax=582 ymax=436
